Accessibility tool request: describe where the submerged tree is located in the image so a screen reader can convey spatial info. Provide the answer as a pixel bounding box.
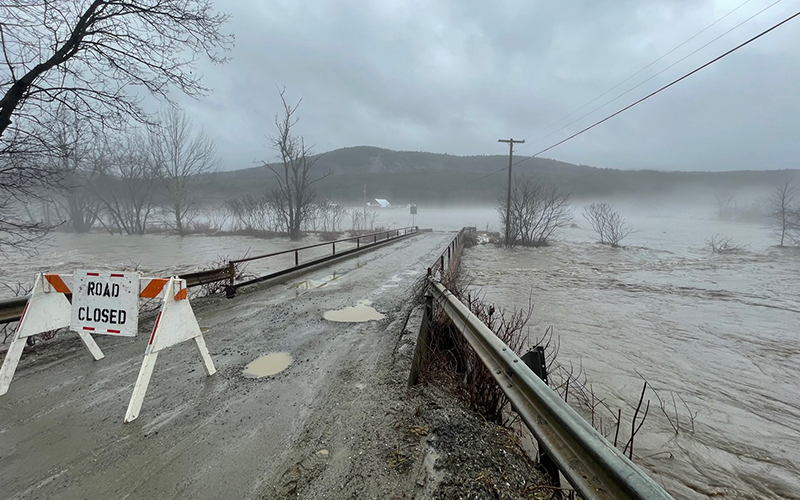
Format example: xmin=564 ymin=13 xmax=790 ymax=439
xmin=91 ymin=132 xmax=160 ymax=235
xmin=265 ymin=88 xmax=329 ymax=240
xmin=583 ymin=202 xmax=634 ymax=247
xmin=46 ymin=106 xmax=104 ymax=233
xmin=150 ymin=108 xmax=219 ymax=236
xmin=769 ymin=181 xmax=798 ymax=246
xmin=498 ymin=175 xmax=572 ymax=248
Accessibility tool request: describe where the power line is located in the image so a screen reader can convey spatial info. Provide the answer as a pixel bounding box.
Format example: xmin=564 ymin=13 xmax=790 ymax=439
xmin=517 ymin=0 xmax=783 ymax=154
xmin=516 ymin=0 xmax=756 ymax=151
xmin=510 ymin=8 xmax=800 ymax=168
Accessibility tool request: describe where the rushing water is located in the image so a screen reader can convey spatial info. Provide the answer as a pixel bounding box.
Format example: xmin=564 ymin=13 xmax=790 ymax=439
xmin=451 ymin=206 xmax=800 ymax=500
xmin=2 ymin=206 xmax=798 ymax=498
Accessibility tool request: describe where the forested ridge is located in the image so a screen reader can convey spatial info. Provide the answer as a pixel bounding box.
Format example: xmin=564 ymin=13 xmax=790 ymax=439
xmin=207 ymin=146 xmax=799 ymax=204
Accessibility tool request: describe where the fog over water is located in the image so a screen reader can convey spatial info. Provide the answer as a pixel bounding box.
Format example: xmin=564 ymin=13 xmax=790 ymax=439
xmin=2 ymin=202 xmax=798 ymax=499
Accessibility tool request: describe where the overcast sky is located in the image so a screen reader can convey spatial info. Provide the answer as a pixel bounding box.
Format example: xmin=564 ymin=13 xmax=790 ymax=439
xmin=163 ymin=0 xmax=800 ymax=172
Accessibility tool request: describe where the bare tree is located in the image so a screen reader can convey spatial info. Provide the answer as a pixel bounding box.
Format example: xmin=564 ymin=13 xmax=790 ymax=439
xmin=0 ymin=1 xmax=231 ymax=245
xmin=583 ymin=202 xmax=634 ymax=247
xmin=769 ymin=181 xmax=798 ymax=247
xmin=498 ymin=175 xmax=572 ymax=248
xmin=226 ymin=193 xmax=279 ymax=235
xmin=0 ymin=1 xmax=232 ymax=143
xmin=714 ymin=193 xmax=737 ymax=221
xmin=91 ymin=132 xmax=160 ymax=235
xmin=0 ymin=170 xmax=51 ymax=251
xmin=149 ymin=108 xmax=218 ymax=236
xmin=46 ymin=106 xmax=103 ymax=233
xmin=265 ymin=88 xmax=329 ymax=240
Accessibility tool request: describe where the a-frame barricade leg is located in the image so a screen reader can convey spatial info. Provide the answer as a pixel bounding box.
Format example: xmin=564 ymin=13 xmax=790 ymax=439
xmin=124 ymin=349 xmax=160 ymax=423
xmin=194 ymin=336 xmax=217 ymax=376
xmin=76 ymin=329 xmax=105 ymax=361
xmin=0 ymin=336 xmax=29 ymax=396
xmin=0 ymin=273 xmax=86 ymax=396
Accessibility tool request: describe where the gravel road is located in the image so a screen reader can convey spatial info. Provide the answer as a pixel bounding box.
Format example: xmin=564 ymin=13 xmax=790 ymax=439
xmin=0 ymin=231 xmax=449 ymax=497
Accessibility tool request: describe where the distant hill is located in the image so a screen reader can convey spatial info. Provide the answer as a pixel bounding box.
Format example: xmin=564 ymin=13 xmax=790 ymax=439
xmin=205 ymin=146 xmax=799 ymax=205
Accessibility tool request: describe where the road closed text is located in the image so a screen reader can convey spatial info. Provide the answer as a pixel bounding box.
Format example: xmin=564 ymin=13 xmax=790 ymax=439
xmin=76 ymin=307 xmax=127 ymax=325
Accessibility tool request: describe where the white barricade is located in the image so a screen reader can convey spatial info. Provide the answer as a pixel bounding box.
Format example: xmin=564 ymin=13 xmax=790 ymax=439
xmin=125 ymin=277 xmax=216 ymax=422
xmin=0 ymin=271 xmax=217 ymax=422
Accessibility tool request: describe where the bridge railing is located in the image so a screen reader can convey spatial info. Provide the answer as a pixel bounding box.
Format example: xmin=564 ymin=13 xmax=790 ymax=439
xmin=0 ymin=226 xmax=420 ymax=323
xmin=426 ymin=226 xmax=474 ymax=281
xmin=416 ymin=228 xmax=675 ymax=500
xmin=226 ymin=226 xmax=418 ymax=294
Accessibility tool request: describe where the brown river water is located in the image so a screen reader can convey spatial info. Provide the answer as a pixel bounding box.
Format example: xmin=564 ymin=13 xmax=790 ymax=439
xmin=1 ymin=206 xmax=798 ymax=499
xmin=447 ymin=206 xmax=800 ymax=500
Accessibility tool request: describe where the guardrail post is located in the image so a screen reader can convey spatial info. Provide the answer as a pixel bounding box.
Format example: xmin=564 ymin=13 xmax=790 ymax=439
xmin=408 ymin=294 xmax=433 ymax=386
xmin=294 ymin=250 xmax=299 ymax=267
xmin=521 ymin=346 xmax=560 ymax=487
xmin=225 ymin=261 xmax=237 ymax=299
xmin=332 ymin=242 xmax=336 ymax=256
xmin=374 ymin=234 xmax=377 ymax=243
xmin=357 ymin=238 xmax=360 ymax=248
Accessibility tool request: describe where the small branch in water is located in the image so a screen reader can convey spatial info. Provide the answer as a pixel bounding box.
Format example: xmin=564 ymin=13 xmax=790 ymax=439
xmin=623 ymin=381 xmax=650 ymax=460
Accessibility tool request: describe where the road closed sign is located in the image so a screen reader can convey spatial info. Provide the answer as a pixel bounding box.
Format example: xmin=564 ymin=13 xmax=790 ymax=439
xmin=70 ymin=271 xmax=140 ymax=337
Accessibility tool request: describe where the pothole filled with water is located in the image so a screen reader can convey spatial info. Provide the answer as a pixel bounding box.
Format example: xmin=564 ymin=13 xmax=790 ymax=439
xmin=243 ymin=352 xmax=293 ymax=378
xmin=323 ymin=300 xmax=385 ymax=322
xmin=294 ymin=272 xmax=341 ymax=290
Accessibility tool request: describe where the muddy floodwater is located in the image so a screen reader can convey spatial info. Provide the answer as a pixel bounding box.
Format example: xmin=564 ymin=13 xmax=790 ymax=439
xmin=457 ymin=208 xmax=800 ymax=500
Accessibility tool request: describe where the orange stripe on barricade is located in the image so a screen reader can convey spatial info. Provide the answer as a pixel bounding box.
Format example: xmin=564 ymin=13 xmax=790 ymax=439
xmin=140 ymin=278 xmax=169 ymax=298
xmin=174 ymin=287 xmax=187 ymax=301
xmin=44 ymin=274 xmax=71 ymax=294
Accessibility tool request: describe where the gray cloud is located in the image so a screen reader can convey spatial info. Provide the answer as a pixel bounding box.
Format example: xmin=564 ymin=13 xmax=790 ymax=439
xmin=165 ymin=0 xmax=800 ymax=171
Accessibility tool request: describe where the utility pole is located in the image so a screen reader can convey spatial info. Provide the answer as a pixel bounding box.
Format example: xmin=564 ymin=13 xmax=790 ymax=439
xmin=498 ymin=138 xmax=525 ymax=247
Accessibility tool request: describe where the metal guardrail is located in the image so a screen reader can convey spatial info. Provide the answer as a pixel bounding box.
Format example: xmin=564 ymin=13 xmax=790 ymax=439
xmin=427 ymin=226 xmax=473 ymax=280
xmin=417 ymin=228 xmax=674 ymax=500
xmin=428 ymin=280 xmax=674 ymax=499
xmin=0 ymin=226 xmax=420 ymax=323
xmin=0 ymin=297 xmax=27 ymax=324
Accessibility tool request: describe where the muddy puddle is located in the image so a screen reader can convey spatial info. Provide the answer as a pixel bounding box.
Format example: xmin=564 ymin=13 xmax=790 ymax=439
xmin=243 ymin=352 xmax=293 ymax=378
xmin=294 ymin=272 xmax=342 ymax=290
xmin=323 ymin=300 xmax=385 ymax=322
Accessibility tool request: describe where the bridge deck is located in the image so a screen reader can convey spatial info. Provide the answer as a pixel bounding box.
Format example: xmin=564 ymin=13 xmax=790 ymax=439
xmin=0 ymin=231 xmax=453 ymax=499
